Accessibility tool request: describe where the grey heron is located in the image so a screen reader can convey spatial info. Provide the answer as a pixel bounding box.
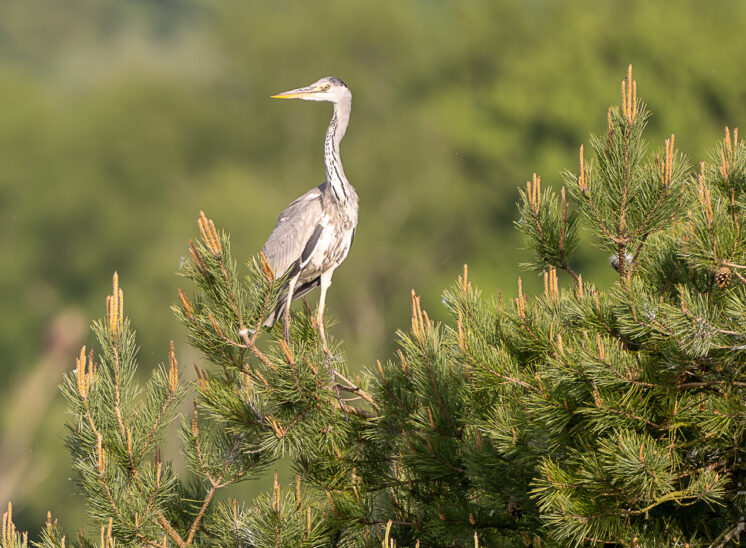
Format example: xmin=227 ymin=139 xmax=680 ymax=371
xmin=262 ymin=76 xmax=358 ymax=353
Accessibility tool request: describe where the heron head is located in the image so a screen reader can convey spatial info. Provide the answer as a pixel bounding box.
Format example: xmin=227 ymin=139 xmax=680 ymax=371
xmin=271 ymin=77 xmax=350 ymax=103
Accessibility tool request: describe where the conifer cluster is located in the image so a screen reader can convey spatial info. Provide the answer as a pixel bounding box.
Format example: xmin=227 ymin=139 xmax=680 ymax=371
xmin=3 ymin=67 xmax=745 ymax=546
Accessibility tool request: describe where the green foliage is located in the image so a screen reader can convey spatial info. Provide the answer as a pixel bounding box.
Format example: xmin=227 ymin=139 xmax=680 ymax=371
xmin=27 ymin=211 xmax=385 ymax=546
xmin=496 ymin=69 xmax=746 ymax=545
xmin=4 ymin=16 xmax=746 ymax=547
xmin=8 ymin=1 xmax=746 ymax=527
xmin=517 ymin=175 xmax=579 ymax=276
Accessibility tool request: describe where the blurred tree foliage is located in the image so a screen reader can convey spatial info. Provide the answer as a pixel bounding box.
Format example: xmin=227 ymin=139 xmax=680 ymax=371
xmin=2 ymin=0 xmax=746 ymax=537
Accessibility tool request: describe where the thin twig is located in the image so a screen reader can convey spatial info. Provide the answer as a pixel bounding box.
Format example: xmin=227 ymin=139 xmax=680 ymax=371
xmin=332 ymin=371 xmax=377 ymax=408
xmin=155 ymin=511 xmax=186 ymax=548
xmin=135 ymin=394 xmax=174 ymax=465
xmin=185 ymin=435 xmax=244 ymax=544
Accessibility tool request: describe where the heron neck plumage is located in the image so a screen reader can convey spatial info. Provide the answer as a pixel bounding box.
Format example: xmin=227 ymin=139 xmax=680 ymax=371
xmin=324 ymin=98 xmax=354 ymax=205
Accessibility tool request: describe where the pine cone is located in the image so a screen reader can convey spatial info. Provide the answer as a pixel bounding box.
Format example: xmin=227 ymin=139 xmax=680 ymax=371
xmin=508 ymin=499 xmax=524 ymax=520
xmin=715 ymin=266 xmax=732 ymax=288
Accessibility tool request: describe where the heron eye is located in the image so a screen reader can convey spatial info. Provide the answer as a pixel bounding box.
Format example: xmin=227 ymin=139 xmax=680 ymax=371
xmin=322 ymin=84 xmax=330 ymax=91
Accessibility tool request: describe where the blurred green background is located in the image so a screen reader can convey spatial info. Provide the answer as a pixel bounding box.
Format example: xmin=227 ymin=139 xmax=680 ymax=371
xmin=3 ymin=0 xmax=746 ymax=538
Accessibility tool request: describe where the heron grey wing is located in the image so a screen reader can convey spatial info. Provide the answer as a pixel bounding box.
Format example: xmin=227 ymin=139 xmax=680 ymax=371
xmin=262 ymin=184 xmax=325 ymax=277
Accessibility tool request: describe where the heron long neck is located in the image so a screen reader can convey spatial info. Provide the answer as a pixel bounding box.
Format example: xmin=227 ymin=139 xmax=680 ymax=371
xmin=324 ymin=98 xmax=354 ymax=205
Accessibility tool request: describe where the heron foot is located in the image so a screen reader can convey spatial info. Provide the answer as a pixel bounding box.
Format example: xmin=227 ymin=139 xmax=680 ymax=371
xmin=238 ymin=327 xmax=256 ymax=338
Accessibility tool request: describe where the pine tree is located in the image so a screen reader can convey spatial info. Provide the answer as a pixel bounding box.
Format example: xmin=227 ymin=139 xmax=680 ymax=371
xmin=507 ymin=66 xmax=746 ymax=545
xmin=3 ymin=66 xmax=746 ymax=547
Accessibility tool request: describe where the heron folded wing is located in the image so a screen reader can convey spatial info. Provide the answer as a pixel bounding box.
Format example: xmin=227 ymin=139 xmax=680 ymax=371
xmin=277 ymin=222 xmax=324 ymax=282
xmin=262 ymin=185 xmax=324 ymax=277
xmin=301 ymin=224 xmax=324 ymax=263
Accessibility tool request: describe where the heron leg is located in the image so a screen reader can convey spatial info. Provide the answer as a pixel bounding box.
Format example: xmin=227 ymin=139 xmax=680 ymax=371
xmin=283 ymin=275 xmax=299 ymax=343
xmin=316 ymin=269 xmax=347 ymax=419
xmin=317 ymin=269 xmax=335 ymax=356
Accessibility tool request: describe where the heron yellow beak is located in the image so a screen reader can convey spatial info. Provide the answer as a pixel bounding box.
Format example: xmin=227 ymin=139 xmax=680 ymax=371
xmin=271 ymin=85 xmax=321 ymax=99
